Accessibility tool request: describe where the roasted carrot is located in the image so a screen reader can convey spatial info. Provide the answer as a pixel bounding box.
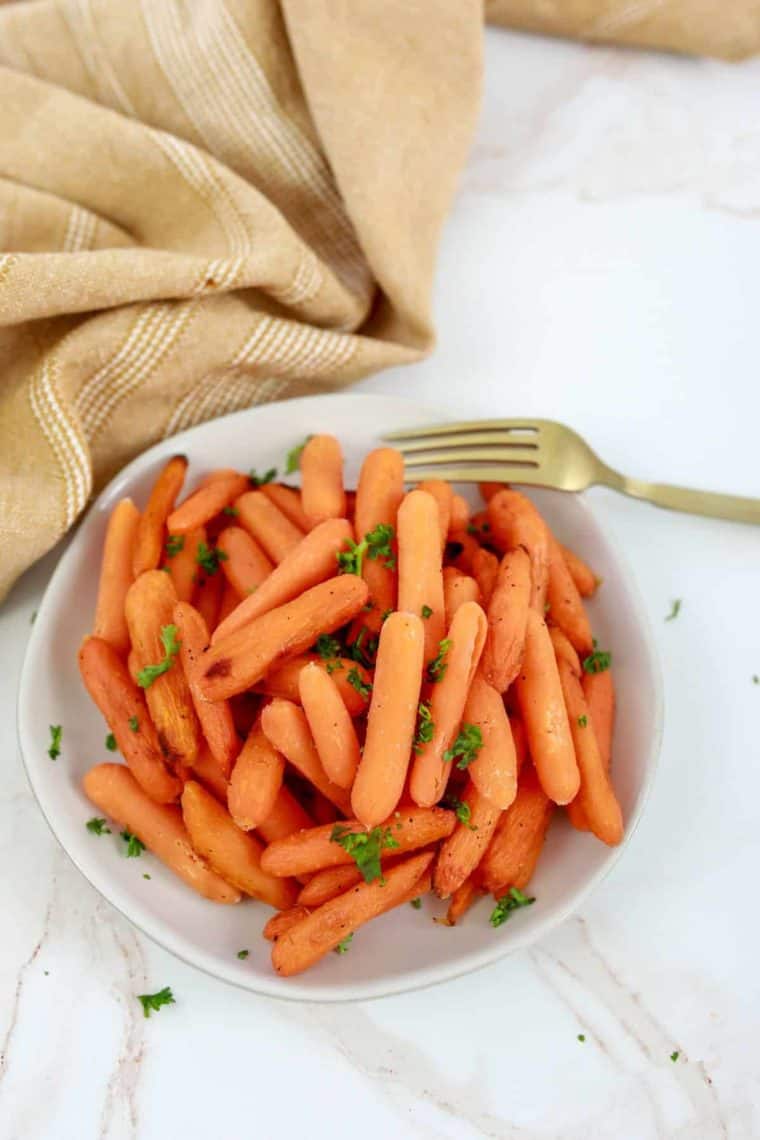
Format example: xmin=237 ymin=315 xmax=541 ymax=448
xmin=471 ymin=547 xmax=499 ymax=606
xmin=260 ymin=806 xmax=455 ymax=878
xmin=546 ymin=534 xmax=593 ymax=655
xmin=78 ymin=637 xmax=181 ymax=803
xmin=167 ymin=472 xmax=249 ymax=534
xmin=181 ymin=781 xmax=297 ymax=908
xmin=194 ymin=569 xmax=224 ymax=632
xmin=188 ymin=741 xmax=229 ymax=804
xmin=433 ymin=781 xmax=502 ymax=898
xmin=297 ymin=863 xmax=366 ymax=907
xmin=132 ymin=455 xmax=187 ymax=577
xmin=173 ymin=602 xmax=238 ymax=776
xmin=514 ymin=609 xmax=579 ymax=805
xmin=217 ymin=581 xmax=240 ymax=626
xmin=479 ymin=482 xmax=507 ymax=502
xmin=256 ymin=654 xmax=371 ymax=717
xmin=583 ymin=667 xmax=615 ymax=771
xmin=226 ymin=722 xmax=284 ymax=831
xmin=198 ymin=575 xmax=369 ymax=701
xmin=449 ymin=493 xmax=470 ymax=535
xmin=256 ymin=786 xmax=313 ymax=843
xmin=443 ymin=568 xmax=481 ymax=626
xmin=479 ymin=765 xmax=553 ymax=896
xmin=165 ymin=526 xmax=205 ymax=603
xmin=216 ymin=526 xmax=274 ymax=597
xmin=125 ymin=571 xmax=200 ymax=766
xmin=481 ymin=546 xmax=531 ymax=692
xmin=300 ymin=434 xmax=346 ymax=527
xmin=93 ymin=498 xmax=140 ymax=654
xmin=307 ymin=790 xmax=339 ymax=826
xmin=260 ymin=483 xmax=309 ymax=532
xmin=487 ymin=489 xmax=550 ymax=611
xmin=561 ymin=543 xmax=598 ymax=598
xmin=354 ymin=448 xmax=404 ymax=631
xmin=260 ymin=700 xmax=352 ymax=815
xmin=212 ymin=518 xmax=352 ymax=643
xmin=447 ymin=530 xmax=480 ymax=574
xmin=299 ymin=662 xmax=360 ymax=790
xmin=446 ymin=876 xmax=482 ymax=925
xmin=409 ymin=601 xmax=488 ymax=808
xmin=236 ymin=490 xmax=303 ymax=563
xmin=272 ymin=852 xmax=434 ymax=975
xmin=510 ymin=715 xmax=529 ymax=774
xmin=417 ymin=479 xmax=453 ymax=550
xmin=397 ymin=490 xmax=445 ymax=660
xmin=83 ymin=764 xmax=239 ymax=902
xmin=464 ymin=673 xmax=518 ymax=810
xmin=263 ymin=906 xmax=311 ymax=941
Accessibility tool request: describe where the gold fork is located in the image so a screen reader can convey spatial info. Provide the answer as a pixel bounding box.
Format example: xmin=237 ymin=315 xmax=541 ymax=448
xmin=384 ymin=418 xmax=760 ymax=525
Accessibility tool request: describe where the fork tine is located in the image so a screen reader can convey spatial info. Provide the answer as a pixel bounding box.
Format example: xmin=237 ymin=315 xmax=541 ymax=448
xmin=403 ymin=446 xmax=540 ymax=468
xmin=384 ymin=419 xmax=544 ymax=442
xmin=393 ymin=430 xmax=540 ymax=454
xmin=403 ymin=465 xmax=547 ymax=485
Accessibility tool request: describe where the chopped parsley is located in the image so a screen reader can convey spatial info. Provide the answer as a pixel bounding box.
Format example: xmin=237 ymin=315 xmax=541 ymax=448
xmin=670 ymin=1050 xmax=679 ymax=1062
xmin=143 ymin=873 xmax=151 ymax=880
xmin=441 ymin=794 xmax=476 ymax=829
xmin=443 ymin=724 xmax=483 ymax=770
xmin=222 ymin=505 xmax=239 ymax=517
xmin=489 ymin=887 xmax=535 ymax=928
xmin=48 ymin=724 xmax=62 ymax=761
xmin=137 ymin=987 xmax=175 ymax=1018
xmin=582 ymin=640 xmax=611 ymax=675
xmin=337 ymin=524 xmax=395 ymax=576
xmin=665 ymin=599 xmax=682 ymax=622
xmin=330 ymin=824 xmax=399 ymax=884
xmin=195 ymin=542 xmax=228 ymax=577
xmin=121 ymin=830 xmax=145 ymax=858
xmin=577 ymin=715 xmax=588 ymax=727
xmin=86 ymin=817 xmax=111 ymax=836
xmin=754 ymin=675 xmax=759 ymax=685
xmin=285 ymin=436 xmax=312 ymax=474
xmin=30 ymin=610 xmax=37 ymax=624
xmin=105 ymin=732 xmax=117 ymax=752
xmin=128 ymin=716 xmax=139 ymax=732
xmin=421 ymin=604 xmax=433 ymax=619
xmin=413 ymin=702 xmax=435 ymax=753
xmin=346 ymin=667 xmax=372 ymax=700
xmin=315 ymin=633 xmax=345 ymax=674
xmin=380 ymin=609 xmax=393 ymax=623
xmin=165 ymin=534 xmax=184 ymax=558
xmin=427 ymin=638 xmax=452 ymax=683
xmin=136 ymin=624 xmax=180 ymax=689
xmin=467 ymin=521 xmax=490 ymax=537
xmin=237 ymin=949 xmax=249 ymax=960
xmin=334 ymin=934 xmax=353 ymax=954
xmin=577 ymin=1034 xmax=586 ymax=1043
xmin=410 ymin=898 xmax=423 ymax=910
xmin=249 ymin=467 xmax=277 ymax=487
xmin=345 ymin=627 xmax=378 ymax=669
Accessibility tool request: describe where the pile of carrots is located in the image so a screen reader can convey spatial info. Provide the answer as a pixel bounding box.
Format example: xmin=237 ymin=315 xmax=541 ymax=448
xmin=79 ymin=434 xmax=622 ymax=977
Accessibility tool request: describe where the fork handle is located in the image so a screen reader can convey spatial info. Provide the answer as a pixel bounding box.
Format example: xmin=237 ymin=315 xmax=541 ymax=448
xmin=605 ymin=471 xmax=760 ymax=525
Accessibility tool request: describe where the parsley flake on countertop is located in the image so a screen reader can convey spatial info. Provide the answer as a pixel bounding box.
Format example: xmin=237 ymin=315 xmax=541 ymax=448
xmin=427 ymin=638 xmax=452 ymax=683
xmin=665 ymin=599 xmax=682 ymax=622
xmin=137 ymin=987 xmax=175 ymax=1018
xmin=577 ymin=1034 xmax=586 ymax=1043
xmin=582 ymin=640 xmax=611 ymax=675
xmin=443 ymin=724 xmax=482 ymax=770
xmin=410 ymin=898 xmax=423 ymax=910
xmin=489 ymin=887 xmax=535 ymax=928
xmin=105 ymin=732 xmax=117 ymax=752
xmin=334 ymin=934 xmax=353 ymax=955
xmin=86 ymin=817 xmax=111 ymax=835
xmin=137 ymin=624 xmax=180 ymax=689
xmin=670 ymin=1051 xmax=680 ymax=1062
xmin=330 ymin=824 xmax=399 ymax=884
xmin=48 ymin=724 xmax=62 ymax=761
xmin=237 ymin=949 xmax=249 ymax=960
xmin=753 ymin=675 xmax=759 ymax=685
xmin=121 ymin=830 xmax=145 ymax=858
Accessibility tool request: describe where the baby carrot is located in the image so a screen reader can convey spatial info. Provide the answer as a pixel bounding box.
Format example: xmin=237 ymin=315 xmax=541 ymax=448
xmin=546 ymin=534 xmax=593 ymax=654
xmin=78 ymin=636 xmax=181 ymax=803
xmin=272 ymin=852 xmax=434 ymax=976
xmin=300 ymin=434 xmax=346 ymax=527
xmin=446 ymin=876 xmax=482 ymax=925
xmin=132 ymin=455 xmax=187 ymax=577
xmin=165 ymin=526 xmax=205 ymax=603
xmin=487 ymin=489 xmax=550 ymax=611
xmin=236 ymin=490 xmax=303 ymax=563
xmin=93 ymin=498 xmax=140 ymax=654
xmin=256 ymin=654 xmax=371 ymax=717
xmin=167 ymin=472 xmax=249 ymax=534
xmin=299 ymin=662 xmax=360 ymax=789
xmin=480 ymin=546 xmax=531 ymax=692
xmin=417 ymin=479 xmax=453 ymax=550
xmin=260 ymin=484 xmax=309 ymax=532
xmin=354 ymin=448 xmax=404 ymax=631
xmin=351 ymin=612 xmax=425 ymax=827
xmin=561 ymin=543 xmax=598 ymax=597
xmin=443 ymin=568 xmax=481 ymax=626
xmin=226 ymin=722 xmax=285 ymax=831
xmin=397 ymin=490 xmax=445 ymax=660
xmin=256 ymin=786 xmax=313 ymax=844
xmin=181 ymin=781 xmax=297 ymax=909
xmin=194 ymin=569 xmax=224 ymax=632
xmin=83 ymin=764 xmax=239 ymax=902
xmin=173 ymin=602 xmax=239 ymax=776
xmin=260 ymin=700 xmax=352 ymax=816
xmin=263 ymin=906 xmax=311 ymax=941
xmin=433 ymin=781 xmax=502 ymax=899
xmin=297 ymin=863 xmax=366 ymax=907
xmin=217 ymin=581 xmax=240 ymax=626
xmin=447 ymin=530 xmax=480 ymax=574
xmin=479 ymin=765 xmax=553 ymax=896
xmin=125 ymin=571 xmax=200 ymax=766
xmin=514 ymin=608 xmax=579 ymax=805
xmin=198 ymin=575 xmax=369 ymax=701
xmin=449 ymin=493 xmax=470 ymax=535
xmin=582 ymin=667 xmax=615 ymax=771
xmin=471 ymin=547 xmax=499 ymax=606
xmin=478 ymin=482 xmax=508 ymax=502
xmin=216 ymin=526 xmax=274 ymax=597
xmin=212 ymin=518 xmax=352 ymax=643
xmin=464 ymin=673 xmax=518 ymax=810
xmin=189 ymin=741 xmax=229 ymax=804
xmin=409 ymin=601 xmax=488 ymax=808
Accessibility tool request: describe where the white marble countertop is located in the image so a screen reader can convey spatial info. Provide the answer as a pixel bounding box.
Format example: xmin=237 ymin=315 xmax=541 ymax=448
xmin=2 ymin=27 xmax=760 ymax=1140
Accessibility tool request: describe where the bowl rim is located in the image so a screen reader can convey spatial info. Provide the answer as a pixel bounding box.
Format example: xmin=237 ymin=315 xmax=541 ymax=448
xmin=17 ymin=392 xmax=664 ymax=1003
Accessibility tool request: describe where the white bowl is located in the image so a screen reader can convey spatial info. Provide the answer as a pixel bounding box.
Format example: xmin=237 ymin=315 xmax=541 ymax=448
xmin=17 ymin=394 xmax=662 ymax=1002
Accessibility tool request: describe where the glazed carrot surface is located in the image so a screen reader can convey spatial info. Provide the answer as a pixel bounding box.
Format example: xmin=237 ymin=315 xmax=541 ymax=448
xmin=77 ymin=443 xmax=621 ymax=977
